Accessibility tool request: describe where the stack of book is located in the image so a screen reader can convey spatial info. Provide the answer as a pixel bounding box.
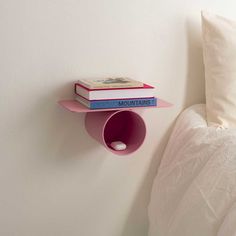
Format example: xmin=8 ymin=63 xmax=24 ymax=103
xmin=74 ymin=77 xmax=157 ymax=110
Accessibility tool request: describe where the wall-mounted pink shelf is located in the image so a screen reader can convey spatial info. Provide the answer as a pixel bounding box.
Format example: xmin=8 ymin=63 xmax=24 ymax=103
xmin=58 ymin=98 xmax=172 ymax=113
xmin=58 ymin=98 xmax=172 ymax=156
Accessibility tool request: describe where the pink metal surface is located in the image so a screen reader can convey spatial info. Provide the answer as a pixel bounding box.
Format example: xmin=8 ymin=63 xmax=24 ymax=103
xmin=58 ymin=98 xmax=171 ymax=155
xmin=58 ymin=98 xmax=172 ymax=113
xmin=85 ymin=110 xmax=146 ymax=156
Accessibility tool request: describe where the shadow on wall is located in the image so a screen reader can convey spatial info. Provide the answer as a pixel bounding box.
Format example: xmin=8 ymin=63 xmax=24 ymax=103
xmin=121 ymin=119 xmax=175 ymax=236
xmin=19 ymin=80 xmax=104 ymax=166
xmin=184 ymin=18 xmax=205 ymax=107
xmin=121 ymin=17 xmax=206 ymax=236
xmin=42 ymin=81 xmax=105 ymax=161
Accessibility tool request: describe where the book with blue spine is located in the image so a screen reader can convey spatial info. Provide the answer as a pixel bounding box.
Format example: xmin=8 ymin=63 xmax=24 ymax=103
xmin=75 ymin=95 xmax=157 ymax=109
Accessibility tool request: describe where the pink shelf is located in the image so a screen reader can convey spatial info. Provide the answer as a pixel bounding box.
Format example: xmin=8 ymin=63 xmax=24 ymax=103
xmin=58 ymin=99 xmax=172 ymax=113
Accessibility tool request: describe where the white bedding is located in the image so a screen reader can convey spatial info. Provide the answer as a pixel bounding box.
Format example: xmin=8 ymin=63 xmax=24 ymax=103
xmin=148 ymin=104 xmax=236 ymax=236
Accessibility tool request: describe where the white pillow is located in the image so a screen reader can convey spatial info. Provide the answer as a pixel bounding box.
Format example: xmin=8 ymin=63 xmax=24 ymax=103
xmin=202 ymin=11 xmax=236 ymax=128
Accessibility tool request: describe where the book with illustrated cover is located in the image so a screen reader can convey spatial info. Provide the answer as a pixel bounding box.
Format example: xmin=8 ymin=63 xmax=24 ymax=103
xmin=75 ymin=95 xmax=157 ymax=109
xmin=76 ymin=77 xmax=143 ymax=89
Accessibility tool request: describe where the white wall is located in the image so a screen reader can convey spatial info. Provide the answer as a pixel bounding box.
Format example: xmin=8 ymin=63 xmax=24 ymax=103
xmin=0 ymin=0 xmax=235 ymax=235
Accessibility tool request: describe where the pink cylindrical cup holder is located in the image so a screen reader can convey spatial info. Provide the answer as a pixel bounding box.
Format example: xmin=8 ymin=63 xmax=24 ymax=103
xmin=85 ymin=110 xmax=146 ymax=155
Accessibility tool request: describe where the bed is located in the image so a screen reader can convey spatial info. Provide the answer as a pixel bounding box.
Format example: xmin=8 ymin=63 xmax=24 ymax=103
xmin=148 ymin=104 xmax=236 ymax=236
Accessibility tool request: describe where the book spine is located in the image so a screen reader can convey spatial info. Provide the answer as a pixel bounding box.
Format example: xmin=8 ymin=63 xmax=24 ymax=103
xmin=89 ymin=98 xmax=157 ymax=109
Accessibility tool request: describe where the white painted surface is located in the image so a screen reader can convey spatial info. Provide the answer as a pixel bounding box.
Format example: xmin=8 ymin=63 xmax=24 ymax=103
xmin=0 ymin=0 xmax=234 ymax=235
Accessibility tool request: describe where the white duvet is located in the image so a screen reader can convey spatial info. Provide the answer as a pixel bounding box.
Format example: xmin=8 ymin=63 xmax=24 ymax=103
xmin=148 ymin=104 xmax=236 ymax=236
